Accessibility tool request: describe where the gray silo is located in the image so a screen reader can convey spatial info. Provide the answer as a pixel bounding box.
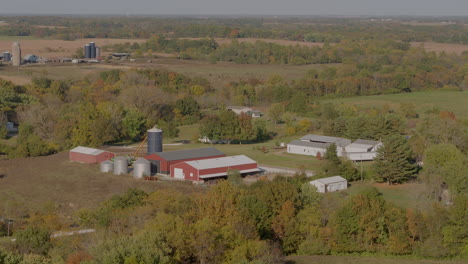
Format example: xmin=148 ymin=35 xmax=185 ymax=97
xmin=84 ymin=45 xmax=91 ymax=58
xmin=12 ymin=42 xmax=21 ymax=66
xmin=100 ymin=160 xmax=114 ymax=173
xmin=3 ymin=51 xmax=11 ymax=61
xmin=113 ymin=157 xmax=128 ymax=175
xmin=147 ymin=128 xmax=163 ymax=155
xmin=90 ymin=42 xmax=96 ymax=58
xmin=133 ymin=158 xmax=151 ymax=179
xmin=95 ymin=47 xmax=101 ymax=58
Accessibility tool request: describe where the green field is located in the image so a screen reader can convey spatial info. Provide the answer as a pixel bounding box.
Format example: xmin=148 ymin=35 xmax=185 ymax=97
xmin=325 ymin=91 xmax=468 ymax=118
xmin=286 ymin=255 xmax=466 ymax=264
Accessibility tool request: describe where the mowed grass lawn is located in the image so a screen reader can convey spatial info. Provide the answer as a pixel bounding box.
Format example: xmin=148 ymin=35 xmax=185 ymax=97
xmin=286 ymin=255 xmax=466 ymax=264
xmin=160 ymin=123 xmax=322 ymax=171
xmin=324 ymin=91 xmax=468 ymax=118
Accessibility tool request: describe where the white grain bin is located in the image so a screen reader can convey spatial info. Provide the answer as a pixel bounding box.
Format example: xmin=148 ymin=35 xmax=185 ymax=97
xmin=113 ymin=157 xmax=128 ymax=175
xmin=100 ymin=160 xmax=114 ymax=173
xmin=133 ymin=158 xmax=151 ymax=179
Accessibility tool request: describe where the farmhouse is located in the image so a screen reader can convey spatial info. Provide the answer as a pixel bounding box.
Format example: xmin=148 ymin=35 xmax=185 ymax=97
xmin=345 ymin=139 xmax=383 ymax=161
xmin=227 ymin=106 xmax=263 ymax=118
xmin=288 ymin=134 xmax=351 ymax=157
xmin=310 ymin=176 xmax=347 ymax=193
xmin=144 ymin=147 xmax=225 ymax=175
xmin=69 ymin=146 xmax=115 ymax=164
xmin=170 ymin=155 xmax=260 ymax=181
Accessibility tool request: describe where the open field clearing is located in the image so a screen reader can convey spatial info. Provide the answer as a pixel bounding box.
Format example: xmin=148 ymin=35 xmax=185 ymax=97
xmin=0 ymin=38 xmax=146 ymax=58
xmin=325 ymin=91 xmax=468 ymax=118
xmin=410 ymin=42 xmax=468 ymax=55
xmin=0 ymin=57 xmax=325 ymax=87
xmin=0 ymin=151 xmax=202 ymax=217
xmin=286 ymin=255 xmax=466 ymax=264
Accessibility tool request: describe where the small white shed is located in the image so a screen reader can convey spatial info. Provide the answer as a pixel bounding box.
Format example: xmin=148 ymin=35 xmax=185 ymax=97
xmin=310 ymin=176 xmax=347 ymax=193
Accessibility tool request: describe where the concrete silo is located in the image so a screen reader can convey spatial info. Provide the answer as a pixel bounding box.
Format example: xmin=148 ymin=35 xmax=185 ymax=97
xmin=100 ymin=160 xmax=114 ymax=173
xmin=12 ymin=42 xmax=21 ymax=66
xmin=147 ymin=128 xmax=163 ymax=155
xmin=133 ymin=158 xmax=151 ymax=179
xmin=95 ymin=47 xmax=101 ymax=58
xmin=113 ymin=157 xmax=128 ymax=175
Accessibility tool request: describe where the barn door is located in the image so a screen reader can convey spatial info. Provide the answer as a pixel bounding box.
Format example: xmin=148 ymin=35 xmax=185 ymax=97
xmin=173 ymin=168 xmax=184 ymax=179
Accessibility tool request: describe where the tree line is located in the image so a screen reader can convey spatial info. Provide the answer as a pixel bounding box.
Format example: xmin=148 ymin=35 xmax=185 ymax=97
xmin=0 ymin=178 xmax=466 ymax=263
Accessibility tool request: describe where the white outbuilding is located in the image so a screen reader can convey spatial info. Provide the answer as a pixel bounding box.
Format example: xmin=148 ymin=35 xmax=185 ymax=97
xmin=345 ymin=139 xmax=383 ymax=161
xmin=287 ymin=140 xmax=330 ymax=156
xmin=310 ymin=176 xmax=347 ymax=193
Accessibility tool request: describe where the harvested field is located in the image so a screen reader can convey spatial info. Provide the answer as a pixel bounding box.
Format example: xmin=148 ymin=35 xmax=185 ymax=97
xmin=0 ymin=38 xmax=146 ymax=58
xmin=0 ymin=151 xmax=203 ymax=218
xmin=411 ymin=42 xmax=468 ymax=55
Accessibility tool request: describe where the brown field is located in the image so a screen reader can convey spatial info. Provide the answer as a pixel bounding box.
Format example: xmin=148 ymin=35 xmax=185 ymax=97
xmin=0 ymin=38 xmax=146 ymax=58
xmin=0 ymin=151 xmax=203 ymax=219
xmin=410 ymin=42 xmax=468 ymax=55
xmin=401 ymin=21 xmax=457 ymax=26
xmin=286 ymin=255 xmax=466 ymax=264
xmin=182 ymin=37 xmax=325 ymax=47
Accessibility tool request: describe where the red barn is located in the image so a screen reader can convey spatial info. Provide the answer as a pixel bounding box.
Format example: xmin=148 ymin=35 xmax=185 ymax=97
xmin=69 ymin=146 xmax=115 ymax=164
xmin=170 ymin=155 xmax=261 ymax=181
xmin=144 ymin=147 xmax=225 ymax=175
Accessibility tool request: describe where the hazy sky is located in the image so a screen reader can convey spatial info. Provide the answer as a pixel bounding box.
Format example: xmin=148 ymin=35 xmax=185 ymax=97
xmin=2 ymin=0 xmax=468 ymax=16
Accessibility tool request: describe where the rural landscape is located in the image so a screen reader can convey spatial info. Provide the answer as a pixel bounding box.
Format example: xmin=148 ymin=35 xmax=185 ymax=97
xmin=0 ymin=10 xmax=467 ymax=264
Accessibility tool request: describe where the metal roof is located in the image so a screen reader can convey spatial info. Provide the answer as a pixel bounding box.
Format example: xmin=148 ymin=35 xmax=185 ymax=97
xmin=311 ymin=176 xmax=347 ymax=185
xmin=200 ymin=168 xmax=262 ymax=179
xmin=185 ymin=155 xmax=256 ymax=170
xmin=148 ymin=128 xmax=163 ymax=132
xmin=288 ymin=140 xmax=330 ymax=149
xmin=353 ymin=139 xmax=381 ymax=146
xmin=134 ymin=158 xmax=150 ymax=164
xmin=153 ymin=147 xmax=225 ymax=161
xmin=300 ymin=134 xmax=351 ymax=147
xmin=70 ymin=146 xmax=105 ymax=156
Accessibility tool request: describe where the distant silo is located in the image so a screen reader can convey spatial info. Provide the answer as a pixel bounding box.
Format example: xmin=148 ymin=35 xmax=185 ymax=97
xmin=84 ymin=45 xmax=91 ymax=58
xmin=89 ymin=42 xmax=96 ymax=58
xmin=95 ymin=47 xmax=101 ymax=58
xmin=12 ymin=42 xmax=21 ymax=66
xmin=113 ymin=157 xmax=128 ymax=175
xmin=3 ymin=51 xmax=11 ymax=62
xmin=147 ymin=128 xmax=163 ymax=155
xmin=100 ymin=160 xmax=114 ymax=173
xmin=133 ymin=158 xmax=151 ymax=179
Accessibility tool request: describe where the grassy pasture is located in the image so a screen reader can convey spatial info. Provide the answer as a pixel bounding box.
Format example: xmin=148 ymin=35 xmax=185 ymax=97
xmin=324 ymin=91 xmax=468 ymax=118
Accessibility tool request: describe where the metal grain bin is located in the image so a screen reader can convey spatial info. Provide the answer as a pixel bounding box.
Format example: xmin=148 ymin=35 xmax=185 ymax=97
xmin=113 ymin=157 xmax=128 ymax=175
xmin=84 ymin=45 xmax=91 ymax=58
xmin=133 ymin=158 xmax=151 ymax=179
xmin=147 ymin=128 xmax=163 ymax=155
xmin=3 ymin=51 xmax=11 ymax=61
xmin=100 ymin=160 xmax=114 ymax=173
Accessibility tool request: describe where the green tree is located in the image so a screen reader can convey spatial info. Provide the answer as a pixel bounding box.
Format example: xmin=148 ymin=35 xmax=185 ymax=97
xmin=15 ymin=225 xmax=51 ymax=255
xmin=122 ymin=108 xmax=146 ymax=141
xmin=174 ymin=96 xmax=200 ymax=117
xmin=269 ymin=103 xmax=285 ymax=124
xmin=373 ymin=135 xmax=418 ymax=184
